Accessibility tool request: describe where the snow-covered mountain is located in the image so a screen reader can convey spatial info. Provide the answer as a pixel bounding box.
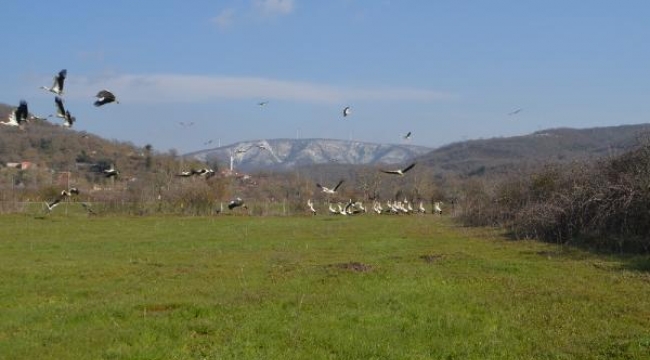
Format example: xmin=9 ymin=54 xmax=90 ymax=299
xmin=184 ymin=138 xmax=433 ymax=171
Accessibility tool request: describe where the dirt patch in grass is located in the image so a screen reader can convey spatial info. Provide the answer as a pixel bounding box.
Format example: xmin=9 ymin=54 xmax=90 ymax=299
xmin=330 ymin=262 xmax=372 ymax=272
xmin=419 ymin=254 xmax=443 ymax=263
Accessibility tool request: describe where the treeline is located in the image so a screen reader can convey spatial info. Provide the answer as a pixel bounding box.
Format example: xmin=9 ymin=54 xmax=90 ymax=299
xmin=457 ymin=141 xmax=650 ymax=253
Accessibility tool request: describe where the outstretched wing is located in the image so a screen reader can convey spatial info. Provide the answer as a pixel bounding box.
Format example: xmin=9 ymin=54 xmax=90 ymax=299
xmin=401 ymin=163 xmax=416 ymax=173
xmin=333 ymin=179 xmax=344 ymax=191
xmin=94 ymin=89 xmax=116 ymax=106
xmin=54 ymin=97 xmax=66 ymax=117
xmin=54 ymin=69 xmax=67 ymax=93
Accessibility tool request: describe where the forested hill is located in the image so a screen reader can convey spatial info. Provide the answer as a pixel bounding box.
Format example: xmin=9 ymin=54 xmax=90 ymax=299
xmin=415 ymin=124 xmax=650 ymax=176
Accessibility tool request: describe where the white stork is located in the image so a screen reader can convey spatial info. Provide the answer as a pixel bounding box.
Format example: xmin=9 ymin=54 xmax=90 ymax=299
xmin=342 ymin=106 xmax=351 ymax=117
xmin=433 ymin=201 xmax=443 ymax=215
xmin=41 ymin=69 xmax=67 ymax=95
xmin=317 ymin=179 xmax=344 ymax=194
xmin=103 ymin=165 xmax=119 ymax=178
xmin=44 ymin=188 xmax=79 ymax=212
xmin=403 ymin=131 xmax=412 ymax=140
xmin=228 ymin=197 xmax=247 ymax=210
xmin=52 ymin=96 xmax=76 ymax=127
xmin=94 ymin=90 xmax=119 ymax=106
xmin=2 ymin=100 xmax=29 ymax=127
xmin=307 ymin=199 xmax=317 ymax=215
xmin=380 ymin=163 xmax=416 ymax=176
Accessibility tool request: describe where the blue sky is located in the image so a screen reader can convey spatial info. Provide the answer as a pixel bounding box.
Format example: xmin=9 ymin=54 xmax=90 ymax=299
xmin=2 ymin=0 xmax=649 ymax=154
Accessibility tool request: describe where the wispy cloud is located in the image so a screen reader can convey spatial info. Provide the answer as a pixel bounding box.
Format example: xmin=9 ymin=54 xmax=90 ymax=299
xmin=253 ymin=0 xmax=295 ymax=16
xmin=65 ymin=73 xmax=455 ymax=104
xmin=211 ymin=8 xmax=236 ymax=29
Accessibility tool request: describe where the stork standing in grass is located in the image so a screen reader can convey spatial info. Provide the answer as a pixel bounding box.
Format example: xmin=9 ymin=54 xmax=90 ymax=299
xmin=433 ymin=201 xmax=443 ymax=215
xmin=41 ymin=69 xmax=67 ymax=95
xmin=307 ymin=199 xmax=317 ymax=215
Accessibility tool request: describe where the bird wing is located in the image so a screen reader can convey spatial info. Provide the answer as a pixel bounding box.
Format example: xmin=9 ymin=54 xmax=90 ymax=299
xmin=64 ymin=111 xmax=75 ymax=127
xmin=94 ymin=90 xmax=116 ymax=106
xmin=380 ymin=169 xmax=400 ymax=175
xmin=54 ymin=97 xmax=66 ymax=117
xmin=333 ymin=180 xmax=344 ymax=191
xmin=401 ymin=163 xmax=416 ymax=173
xmin=16 ymin=101 xmax=29 ymax=123
xmin=55 ymin=69 xmax=67 ymax=92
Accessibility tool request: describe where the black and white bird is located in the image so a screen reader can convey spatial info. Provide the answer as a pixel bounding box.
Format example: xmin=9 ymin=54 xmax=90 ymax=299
xmin=94 ymin=89 xmax=119 ymax=106
xmin=176 ymin=170 xmax=197 ymax=177
xmin=2 ymin=100 xmax=29 ymax=127
xmin=41 ymin=69 xmax=67 ymax=95
xmin=258 ymin=101 xmax=269 ymax=107
xmin=44 ymin=188 xmax=79 ymax=212
xmin=228 ymin=197 xmax=247 ymax=210
xmin=403 ymin=131 xmax=412 ymax=140
xmin=317 ymin=179 xmax=344 ymax=194
xmin=380 ymin=163 xmax=416 ymax=176
xmin=53 ymin=96 xmax=76 ymax=127
xmin=342 ymin=106 xmax=351 ymax=117
xmin=195 ymin=168 xmax=216 ymax=178
xmin=103 ymin=166 xmax=119 ymax=178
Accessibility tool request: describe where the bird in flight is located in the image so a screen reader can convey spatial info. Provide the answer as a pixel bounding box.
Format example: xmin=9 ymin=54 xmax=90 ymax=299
xmin=44 ymin=188 xmax=79 ymax=212
xmin=94 ymin=90 xmax=119 ymax=106
xmin=258 ymin=101 xmax=269 ymax=107
xmin=380 ymin=163 xmax=416 ymax=176
xmin=508 ymin=108 xmax=523 ymax=116
xmin=317 ymin=179 xmax=344 ymax=194
xmin=342 ymin=106 xmax=351 ymax=117
xmin=41 ymin=69 xmax=67 ymax=95
xmin=307 ymin=199 xmax=317 ymax=215
xmin=403 ymin=131 xmax=412 ymax=140
xmin=228 ymin=197 xmax=247 ymax=210
xmin=2 ymin=100 xmax=29 ymax=127
xmin=103 ymin=165 xmax=119 ymax=178
xmin=53 ymin=96 xmax=76 ymax=128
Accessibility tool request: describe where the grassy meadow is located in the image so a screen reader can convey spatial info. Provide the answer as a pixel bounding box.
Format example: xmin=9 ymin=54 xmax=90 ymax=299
xmin=1 ymin=209 xmax=649 ymax=359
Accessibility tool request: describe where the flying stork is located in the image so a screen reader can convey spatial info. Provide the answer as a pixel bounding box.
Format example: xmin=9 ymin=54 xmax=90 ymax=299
xmin=228 ymin=197 xmax=247 ymax=210
xmin=44 ymin=188 xmax=79 ymax=212
xmin=342 ymin=106 xmax=351 ymax=117
xmin=40 ymin=69 xmax=67 ymax=95
xmin=2 ymin=100 xmax=29 ymax=127
xmin=316 ymin=179 xmax=344 ymax=194
xmin=403 ymin=131 xmax=412 ymax=140
xmin=53 ymin=96 xmax=76 ymax=128
xmin=508 ymin=108 xmax=523 ymax=116
xmin=103 ymin=165 xmax=119 ymax=178
xmin=94 ymin=90 xmax=119 ymax=106
xmin=380 ymin=163 xmax=416 ymax=176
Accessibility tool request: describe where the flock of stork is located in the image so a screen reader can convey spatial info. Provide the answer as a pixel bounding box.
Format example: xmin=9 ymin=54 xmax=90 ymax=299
xmin=3 ymin=69 xmax=429 ymax=215
xmin=306 ymin=161 xmax=444 ymax=216
xmin=2 ymin=69 xmax=119 ymax=128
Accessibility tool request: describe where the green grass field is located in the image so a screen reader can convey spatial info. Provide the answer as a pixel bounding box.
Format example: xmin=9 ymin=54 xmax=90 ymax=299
xmin=1 ymin=211 xmax=649 ymax=359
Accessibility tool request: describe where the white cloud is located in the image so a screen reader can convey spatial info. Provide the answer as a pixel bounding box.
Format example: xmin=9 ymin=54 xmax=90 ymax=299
xmin=211 ymin=8 xmax=236 ymax=29
xmin=65 ymin=73 xmax=455 ymax=104
xmin=254 ymin=0 xmax=295 ymax=16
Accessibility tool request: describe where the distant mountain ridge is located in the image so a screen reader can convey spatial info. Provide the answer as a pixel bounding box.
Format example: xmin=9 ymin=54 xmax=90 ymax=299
xmin=184 ymin=138 xmax=433 ymax=171
xmin=416 ymin=123 xmax=650 ymax=176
